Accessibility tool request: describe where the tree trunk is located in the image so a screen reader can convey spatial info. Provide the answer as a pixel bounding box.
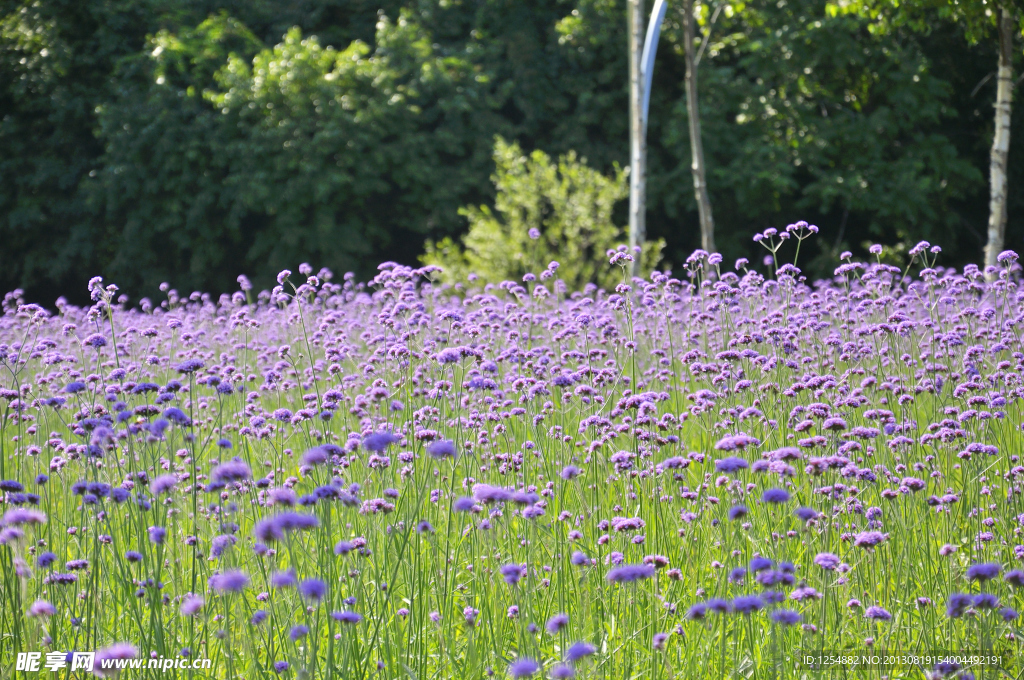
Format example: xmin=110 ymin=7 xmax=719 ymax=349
xmin=628 ymin=0 xmax=646 ymax=278
xmin=683 ymin=0 xmax=715 ymax=254
xmin=985 ymin=8 xmax=1013 ymax=276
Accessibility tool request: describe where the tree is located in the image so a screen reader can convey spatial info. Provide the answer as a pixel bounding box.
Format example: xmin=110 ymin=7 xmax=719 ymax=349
xmin=683 ymin=0 xmax=717 ymax=254
xmin=830 ymin=0 xmax=1024 ymax=272
xmin=627 ymin=0 xmax=647 ymax=276
xmin=988 ymin=8 xmax=1015 ymax=272
xmin=422 ymin=137 xmax=663 ymax=290
xmin=0 ymin=0 xmax=1013 ymax=300
xmin=91 ymin=11 xmax=495 ymax=294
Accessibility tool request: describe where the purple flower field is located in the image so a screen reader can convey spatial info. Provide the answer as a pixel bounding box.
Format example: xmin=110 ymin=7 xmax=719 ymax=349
xmin=2 ymin=224 xmax=1023 ymax=678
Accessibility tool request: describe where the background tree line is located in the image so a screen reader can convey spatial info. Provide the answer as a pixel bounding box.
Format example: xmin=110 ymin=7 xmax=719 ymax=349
xmin=1 ymin=0 xmax=1021 ymax=302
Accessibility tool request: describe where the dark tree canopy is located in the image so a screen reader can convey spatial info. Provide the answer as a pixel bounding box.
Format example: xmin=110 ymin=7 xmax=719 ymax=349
xmin=0 ymin=0 xmax=1018 ymax=302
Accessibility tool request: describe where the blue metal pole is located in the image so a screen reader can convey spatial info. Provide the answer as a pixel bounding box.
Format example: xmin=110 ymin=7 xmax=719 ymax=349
xmin=640 ymin=0 xmax=668 ymax=136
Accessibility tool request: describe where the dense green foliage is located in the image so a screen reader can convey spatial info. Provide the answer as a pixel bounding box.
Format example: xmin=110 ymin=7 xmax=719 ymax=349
xmin=422 ymin=137 xmax=663 ymax=290
xmin=0 ymin=0 xmax=1020 ymax=301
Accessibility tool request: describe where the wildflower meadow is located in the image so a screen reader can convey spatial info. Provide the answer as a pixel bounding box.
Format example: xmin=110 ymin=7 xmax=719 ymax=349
xmin=2 ymin=223 xmax=1024 ymax=679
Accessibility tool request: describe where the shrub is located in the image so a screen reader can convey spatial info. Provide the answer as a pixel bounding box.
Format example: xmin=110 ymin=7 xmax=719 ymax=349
xmin=423 ymin=137 xmax=663 ymax=289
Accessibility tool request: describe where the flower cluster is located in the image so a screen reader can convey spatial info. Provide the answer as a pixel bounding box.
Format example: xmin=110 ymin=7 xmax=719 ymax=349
xmin=0 ymin=236 xmax=1022 ymax=677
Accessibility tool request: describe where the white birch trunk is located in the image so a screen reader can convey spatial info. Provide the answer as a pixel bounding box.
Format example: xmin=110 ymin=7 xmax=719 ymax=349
xmin=985 ymin=8 xmax=1014 ymax=276
xmin=628 ymin=0 xmax=646 ymax=278
xmin=684 ymin=0 xmax=715 ymax=254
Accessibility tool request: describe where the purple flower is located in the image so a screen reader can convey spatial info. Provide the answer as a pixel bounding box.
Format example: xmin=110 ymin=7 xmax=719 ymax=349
xmin=966 ymin=563 xmax=1000 ymax=582
xmin=500 ymin=563 xmax=524 ymax=585
xmin=864 ymin=606 xmax=892 ymax=621
xmin=560 ymin=465 xmax=581 ymax=480
xmin=853 ymin=531 xmax=887 ymax=549
xmin=435 ymin=348 xmax=462 ymax=364
xmin=795 ymin=506 xmax=819 ymax=521
xmin=299 ymin=578 xmax=327 ymax=602
xmin=426 ymin=439 xmax=457 ymax=459
xmin=151 ymin=474 xmax=177 ymax=495
xmin=522 ymin=506 xmax=544 ymax=520
xmin=176 ymin=359 xmax=204 ymax=374
xmin=947 ymin=593 xmax=973 ymax=618
xmin=363 ymin=431 xmax=401 ymax=452
xmin=756 ymin=570 xmax=794 ymax=587
xmin=770 ymin=609 xmax=801 ymax=625
xmin=45 ymin=573 xmax=77 ymax=585
xmin=687 ymin=603 xmax=708 ymax=619
xmin=332 ymin=610 xmax=362 ymax=624
xmin=254 ymin=512 xmax=319 ymax=542
xmin=95 ymin=643 xmax=138 ymax=672
xmin=163 ymin=407 xmax=191 ymax=426
xmin=453 ymin=497 xmax=477 ymax=512
xmin=790 ymin=586 xmax=822 ymax=602
xmin=301 ymin=446 xmax=330 ymax=466
xmin=0 ymin=526 xmax=24 ymax=544
xmin=473 ymin=484 xmax=514 ymax=504
xmin=2 ymin=508 xmax=46 ymax=526
xmin=148 ymin=526 xmax=166 ymax=545
xmin=564 ymin=641 xmax=596 ymax=663
xmin=289 ymin=624 xmax=309 ymax=641
xmin=550 ymin=664 xmax=575 ymax=679
xmin=728 ymin=504 xmax=748 ymax=520
xmin=707 ymin=598 xmax=731 ymax=614
xmin=652 ymin=632 xmax=668 ymax=650
xmin=973 ymin=593 xmax=999 ymax=609
xmin=546 ymin=613 xmax=569 ymax=634
xmin=762 ymin=488 xmax=790 ymax=504
xmin=732 ymin=595 xmax=764 ymax=615
xmin=210 ymin=534 xmax=236 ymax=558
xmin=27 ymin=600 xmax=56 ymax=617
xmin=508 ymin=657 xmax=540 ymax=679
xmin=211 ymin=460 xmax=251 ymax=484
xmin=714 ymin=434 xmax=759 ymax=451
xmin=715 ymin=457 xmax=749 ymax=473
xmin=209 ymin=570 xmax=249 ymax=594
xmin=180 ymin=595 xmax=204 ymax=616
xmin=606 ymin=564 xmax=655 ymax=584
xmin=64 ymin=381 xmax=87 ymax=394
xmin=822 ymin=417 xmax=847 ymax=431
xmin=813 ymin=553 xmax=840 ymax=570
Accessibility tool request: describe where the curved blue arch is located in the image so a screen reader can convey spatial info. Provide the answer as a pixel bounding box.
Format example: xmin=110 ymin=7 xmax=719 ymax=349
xmin=640 ymin=0 xmax=668 ymax=135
